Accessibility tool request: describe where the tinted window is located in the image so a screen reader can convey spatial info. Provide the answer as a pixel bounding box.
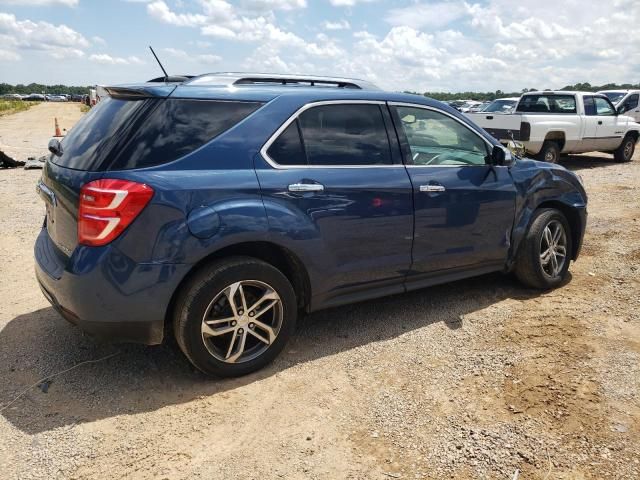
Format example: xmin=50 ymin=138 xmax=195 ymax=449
xmin=516 ymin=95 xmax=577 ymax=113
xmin=51 ymin=97 xmax=262 ymax=171
xmin=266 ymin=121 xmax=306 ymax=166
xmin=584 ymin=96 xmax=596 ymax=116
xmin=396 ymin=106 xmax=488 ymax=166
xmin=593 ymin=97 xmax=615 ymax=116
xmin=602 ymin=91 xmax=626 ymax=104
xmin=624 ymin=94 xmax=639 ymax=110
xmin=297 ymin=104 xmax=392 ymax=166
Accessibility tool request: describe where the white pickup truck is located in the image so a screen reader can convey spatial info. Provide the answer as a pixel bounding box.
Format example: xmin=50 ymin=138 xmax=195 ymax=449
xmin=466 ymin=91 xmax=640 ymax=163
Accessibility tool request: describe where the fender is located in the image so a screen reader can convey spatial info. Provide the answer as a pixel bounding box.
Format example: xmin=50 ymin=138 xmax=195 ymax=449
xmin=507 ymin=159 xmax=587 ymax=269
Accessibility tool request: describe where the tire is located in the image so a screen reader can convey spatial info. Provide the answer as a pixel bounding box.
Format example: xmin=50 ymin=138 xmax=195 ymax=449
xmin=514 ymin=208 xmax=572 ymax=289
xmin=173 ymin=256 xmax=297 ymax=377
xmin=613 ymin=134 xmax=636 ymax=163
xmin=535 ymin=141 xmax=561 ymax=163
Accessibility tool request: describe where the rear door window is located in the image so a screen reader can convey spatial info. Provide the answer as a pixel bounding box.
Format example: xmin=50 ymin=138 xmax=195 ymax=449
xmin=516 ymin=95 xmax=577 ymax=114
xmin=297 ymin=104 xmax=393 ymax=166
xmin=51 ymin=97 xmax=263 ymax=171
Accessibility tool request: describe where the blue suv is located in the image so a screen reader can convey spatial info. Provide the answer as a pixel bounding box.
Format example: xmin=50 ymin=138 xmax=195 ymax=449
xmin=35 ymin=73 xmax=587 ymax=377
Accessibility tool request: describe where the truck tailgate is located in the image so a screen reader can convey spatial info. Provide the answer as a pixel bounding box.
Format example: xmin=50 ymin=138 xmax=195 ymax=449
xmin=465 ymin=113 xmax=527 ymax=142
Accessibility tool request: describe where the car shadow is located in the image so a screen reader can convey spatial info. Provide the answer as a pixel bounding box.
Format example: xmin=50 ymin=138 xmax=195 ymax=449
xmin=558 ymin=153 xmax=619 ymax=171
xmin=0 ymin=272 xmax=552 ymax=434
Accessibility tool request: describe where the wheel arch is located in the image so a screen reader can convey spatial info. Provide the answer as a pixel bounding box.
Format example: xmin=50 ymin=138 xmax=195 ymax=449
xmin=544 ymin=131 xmax=566 ymax=151
xmin=532 ymin=200 xmax=583 ymax=261
xmin=164 ymin=241 xmax=312 ymax=338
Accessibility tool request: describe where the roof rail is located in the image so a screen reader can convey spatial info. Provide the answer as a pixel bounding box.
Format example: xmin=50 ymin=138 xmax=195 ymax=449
xmin=185 ymin=72 xmax=380 ymax=90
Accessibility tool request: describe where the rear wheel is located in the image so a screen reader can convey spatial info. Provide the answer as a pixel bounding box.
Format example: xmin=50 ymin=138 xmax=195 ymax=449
xmin=173 ymin=257 xmax=297 ymax=377
xmin=536 ymin=141 xmax=560 ymax=163
xmin=613 ymin=134 xmax=636 ymax=163
xmin=515 ymin=208 xmax=572 ymax=289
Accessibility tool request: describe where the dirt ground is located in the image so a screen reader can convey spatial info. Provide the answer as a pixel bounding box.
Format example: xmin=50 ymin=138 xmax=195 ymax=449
xmin=0 ymin=103 xmax=638 ymax=479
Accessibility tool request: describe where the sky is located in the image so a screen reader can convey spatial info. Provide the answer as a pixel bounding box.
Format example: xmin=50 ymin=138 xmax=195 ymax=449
xmin=0 ymin=0 xmax=638 ymax=93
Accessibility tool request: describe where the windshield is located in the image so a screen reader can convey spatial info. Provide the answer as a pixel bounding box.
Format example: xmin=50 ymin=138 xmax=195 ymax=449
xmin=601 ymin=91 xmax=626 ymax=104
xmin=483 ymin=99 xmax=517 ymax=113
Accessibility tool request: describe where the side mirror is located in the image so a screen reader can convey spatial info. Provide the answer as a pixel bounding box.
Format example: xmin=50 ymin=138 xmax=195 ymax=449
xmin=48 ymin=138 xmax=63 ymax=157
xmin=490 ymin=145 xmax=513 ymax=166
xmin=617 ymin=104 xmax=626 ymax=115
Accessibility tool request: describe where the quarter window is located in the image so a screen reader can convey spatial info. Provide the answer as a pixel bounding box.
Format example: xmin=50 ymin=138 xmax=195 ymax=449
xmin=266 ymin=121 xmax=306 ymax=166
xmin=395 ymin=106 xmax=489 ymax=166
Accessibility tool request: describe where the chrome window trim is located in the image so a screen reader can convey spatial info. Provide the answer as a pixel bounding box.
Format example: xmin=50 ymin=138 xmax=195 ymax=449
xmin=259 ymin=100 xmax=405 ymax=169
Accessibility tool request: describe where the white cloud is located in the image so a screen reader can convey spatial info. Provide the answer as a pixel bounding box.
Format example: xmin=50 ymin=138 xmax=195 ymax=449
xmin=147 ymin=0 xmax=207 ymax=26
xmin=329 ymin=0 xmax=374 ymax=6
xmin=89 ymin=53 xmax=143 ymax=65
xmin=0 ymin=12 xmax=89 ymax=59
xmin=323 ymin=19 xmax=350 ymax=30
xmin=162 ymin=46 xmax=221 ymax=64
xmin=0 ymin=48 xmax=20 ymax=60
xmin=239 ymin=0 xmax=306 ymax=12
xmin=387 ymin=2 xmax=468 ymax=29
xmin=0 ymin=0 xmax=77 ymax=6
xmin=92 ymin=35 xmax=106 ymax=45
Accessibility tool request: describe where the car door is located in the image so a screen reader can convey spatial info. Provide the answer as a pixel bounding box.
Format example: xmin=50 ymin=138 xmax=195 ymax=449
xmin=255 ymin=101 xmax=414 ymax=306
xmin=389 ymin=103 xmax=517 ymax=278
xmin=621 ymin=93 xmax=640 ymax=122
xmin=592 ymin=96 xmax=627 ymax=151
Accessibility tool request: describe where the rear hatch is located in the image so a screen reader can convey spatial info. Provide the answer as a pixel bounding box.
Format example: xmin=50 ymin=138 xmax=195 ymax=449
xmin=38 ymin=84 xmax=263 ymax=257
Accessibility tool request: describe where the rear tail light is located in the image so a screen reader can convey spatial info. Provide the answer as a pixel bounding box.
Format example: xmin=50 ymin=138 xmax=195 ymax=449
xmin=78 ymin=179 xmax=154 ymax=246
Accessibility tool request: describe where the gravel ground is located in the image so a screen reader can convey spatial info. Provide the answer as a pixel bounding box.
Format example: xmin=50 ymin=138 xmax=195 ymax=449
xmin=0 ymin=103 xmax=639 ymax=479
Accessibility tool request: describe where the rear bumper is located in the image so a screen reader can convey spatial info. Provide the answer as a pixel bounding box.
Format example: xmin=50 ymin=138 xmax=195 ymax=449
xmin=34 ymin=227 xmax=191 ymax=345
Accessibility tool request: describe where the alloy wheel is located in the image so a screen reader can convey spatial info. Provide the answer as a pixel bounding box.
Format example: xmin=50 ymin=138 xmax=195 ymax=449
xmin=539 ymin=220 xmax=567 ymax=278
xmin=201 ymin=280 xmax=283 ymax=363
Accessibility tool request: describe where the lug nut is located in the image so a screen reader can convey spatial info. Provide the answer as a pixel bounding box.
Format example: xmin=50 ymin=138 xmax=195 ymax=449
xmin=237 ymin=328 xmax=244 ymax=334
xmin=248 ymin=311 xmax=255 ymax=317
xmin=231 ymin=320 xmax=237 ymax=326
xmin=238 ymin=309 xmax=244 ymax=315
xmin=249 ymin=323 xmax=255 ymax=329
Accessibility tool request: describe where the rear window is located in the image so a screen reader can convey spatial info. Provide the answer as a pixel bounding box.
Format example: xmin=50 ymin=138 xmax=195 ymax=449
xmin=516 ymin=95 xmax=577 ymax=114
xmin=52 ymin=97 xmax=262 ymax=171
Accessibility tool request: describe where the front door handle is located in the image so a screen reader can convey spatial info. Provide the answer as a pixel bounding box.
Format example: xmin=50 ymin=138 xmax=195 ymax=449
xmin=288 ymin=183 xmax=324 ymax=193
xmin=419 ymin=184 xmax=446 ymax=193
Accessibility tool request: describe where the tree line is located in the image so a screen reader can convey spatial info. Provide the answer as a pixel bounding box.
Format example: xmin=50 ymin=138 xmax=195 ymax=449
xmin=0 ymin=83 xmax=91 ymax=96
xmin=406 ymin=82 xmax=640 ymax=101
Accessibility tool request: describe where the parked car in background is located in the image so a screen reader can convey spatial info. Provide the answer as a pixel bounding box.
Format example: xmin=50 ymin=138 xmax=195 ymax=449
xmin=469 ymin=101 xmax=490 ymax=113
xmin=458 ymin=101 xmax=483 ymax=113
xmin=1 ymin=93 xmax=24 ymax=100
xmin=598 ymin=90 xmax=640 ymax=122
xmin=35 ymin=73 xmax=588 ymax=377
xmin=480 ymin=97 xmax=520 ymax=114
xmin=23 ymin=93 xmax=45 ymax=101
xmin=466 ymin=91 xmax=640 ymax=163
xmin=45 ymin=94 xmax=68 ymax=102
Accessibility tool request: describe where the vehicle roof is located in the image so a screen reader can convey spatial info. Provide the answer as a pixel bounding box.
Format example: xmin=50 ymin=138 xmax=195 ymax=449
xmin=597 ymin=89 xmax=639 ymax=93
xmin=494 ymin=97 xmax=520 ymax=101
xmin=521 ymin=90 xmax=608 ymax=97
xmin=106 ymin=81 xmax=449 ymax=109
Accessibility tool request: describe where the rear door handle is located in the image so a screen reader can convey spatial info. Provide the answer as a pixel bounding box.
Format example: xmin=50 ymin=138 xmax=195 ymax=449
xmin=598 ymin=120 xmax=603 ymax=125
xmin=288 ymin=183 xmax=324 ymax=193
xmin=419 ymin=185 xmax=446 ymax=193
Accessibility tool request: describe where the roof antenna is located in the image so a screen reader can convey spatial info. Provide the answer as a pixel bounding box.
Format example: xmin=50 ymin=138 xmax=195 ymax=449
xmin=148 ymin=46 xmax=168 ymax=82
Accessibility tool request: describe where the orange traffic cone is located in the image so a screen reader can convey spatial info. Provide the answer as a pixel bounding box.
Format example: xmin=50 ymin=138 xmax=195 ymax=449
xmin=54 ymin=117 xmax=63 ymax=137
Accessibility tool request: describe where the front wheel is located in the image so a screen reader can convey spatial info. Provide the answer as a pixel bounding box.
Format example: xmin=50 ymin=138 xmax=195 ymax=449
xmin=515 ymin=209 xmax=572 ymax=289
xmin=173 ymin=257 xmax=297 ymax=377
xmin=613 ymin=135 xmax=636 ymax=163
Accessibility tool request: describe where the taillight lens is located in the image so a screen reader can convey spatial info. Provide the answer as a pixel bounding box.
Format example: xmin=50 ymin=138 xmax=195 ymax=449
xmin=78 ymin=179 xmax=154 ymax=246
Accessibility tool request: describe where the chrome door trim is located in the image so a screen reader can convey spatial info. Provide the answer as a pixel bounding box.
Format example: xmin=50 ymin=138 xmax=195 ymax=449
xmin=419 ymin=184 xmax=446 ymax=192
xmin=288 ymin=183 xmax=325 ymax=192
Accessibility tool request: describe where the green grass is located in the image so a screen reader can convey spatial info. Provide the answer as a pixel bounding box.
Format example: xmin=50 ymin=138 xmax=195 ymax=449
xmin=0 ymin=100 xmax=38 ymax=117
xmin=80 ymin=104 xmax=90 ymax=113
